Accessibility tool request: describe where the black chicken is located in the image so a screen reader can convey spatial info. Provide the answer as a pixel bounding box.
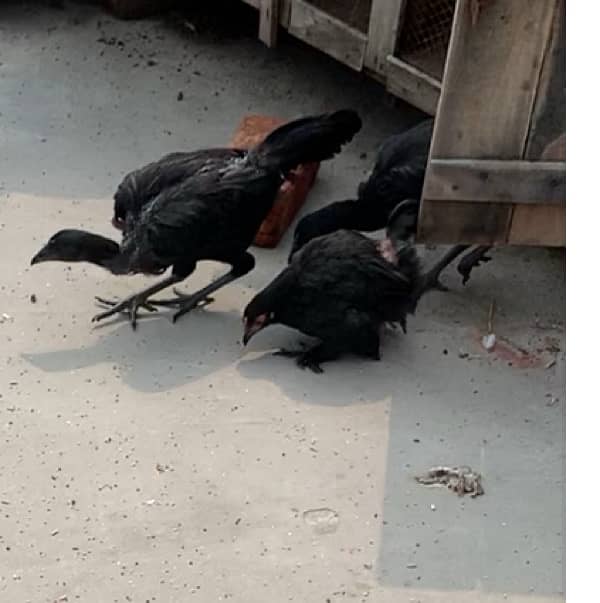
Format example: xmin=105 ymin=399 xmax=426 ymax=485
xmin=243 ymin=199 xmax=450 ymax=373
xmin=111 ymin=148 xmax=247 ymax=231
xmin=289 ymin=118 xmax=491 ymax=285
xmin=30 ymin=110 xmax=362 ymax=328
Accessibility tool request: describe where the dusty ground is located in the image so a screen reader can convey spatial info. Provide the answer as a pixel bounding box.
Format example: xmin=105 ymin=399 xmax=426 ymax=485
xmin=0 ymin=2 xmax=565 ymax=602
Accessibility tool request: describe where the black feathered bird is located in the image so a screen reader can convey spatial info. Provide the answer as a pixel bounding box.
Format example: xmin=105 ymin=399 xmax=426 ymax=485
xmin=289 ymin=118 xmax=491 ymax=284
xmin=111 ymin=147 xmax=247 ymax=230
xmin=289 ymin=119 xmax=433 ymax=258
xmin=30 ymin=110 xmax=362 ymax=328
xmin=243 ymin=199 xmax=449 ymax=373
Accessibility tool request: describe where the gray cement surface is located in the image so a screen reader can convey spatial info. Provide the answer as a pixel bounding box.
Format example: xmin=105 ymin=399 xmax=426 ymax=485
xmin=0 ymin=3 xmax=565 ymax=602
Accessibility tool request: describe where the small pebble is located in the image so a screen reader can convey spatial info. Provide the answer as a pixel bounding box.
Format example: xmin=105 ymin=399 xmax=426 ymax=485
xmin=482 ymin=333 xmax=496 ymax=351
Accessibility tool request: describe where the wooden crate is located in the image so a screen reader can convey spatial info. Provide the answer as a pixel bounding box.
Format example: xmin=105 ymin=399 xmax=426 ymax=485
xmin=229 ymin=115 xmax=320 ymax=248
xmin=247 ymin=0 xmax=449 ymax=115
xmin=386 ymin=0 xmax=455 ymax=114
xmin=416 ymin=0 xmax=565 ymax=246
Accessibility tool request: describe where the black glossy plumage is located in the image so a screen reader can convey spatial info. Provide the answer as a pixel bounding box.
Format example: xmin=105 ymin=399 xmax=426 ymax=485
xmin=117 ymin=166 xmax=283 ymax=275
xmin=288 ymin=117 xmax=493 ymax=285
xmin=31 ymin=110 xmax=362 ymax=328
xmin=113 ymin=110 xmax=364 ymax=230
xmin=289 ymin=118 xmax=433 ymax=259
xmin=113 ymin=148 xmax=247 ymax=228
xmin=356 ymin=117 xmax=433 ymax=205
xmin=244 ymin=226 xmax=423 ymax=372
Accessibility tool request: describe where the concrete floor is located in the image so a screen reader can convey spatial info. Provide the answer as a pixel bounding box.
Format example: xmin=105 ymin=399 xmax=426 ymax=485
xmin=0 ymin=2 xmax=565 ymax=602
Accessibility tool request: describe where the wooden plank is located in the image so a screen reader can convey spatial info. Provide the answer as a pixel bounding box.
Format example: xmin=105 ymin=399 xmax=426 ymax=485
xmin=385 ymin=55 xmax=440 ymax=115
xmin=514 ymin=0 xmax=565 ymax=246
xmin=364 ymin=0 xmax=406 ymax=75
xmin=541 ymin=133 xmax=565 ymax=161
xmin=424 ymin=159 xmax=565 ymax=204
xmin=418 ymin=201 xmax=514 ymax=246
xmin=525 ymin=0 xmax=565 ymax=160
xmin=279 ymin=0 xmax=292 ymax=27
xmin=420 ymin=201 xmax=565 ymax=247
xmin=417 ymin=0 xmax=559 ymax=245
xmin=259 ymin=0 xmax=280 ymax=47
xmin=429 ymin=0 xmax=557 ymax=159
xmin=508 ymin=205 xmax=565 ymax=246
xmin=289 ymin=0 xmax=367 ymax=71
xmin=243 ymin=0 xmax=292 ymax=27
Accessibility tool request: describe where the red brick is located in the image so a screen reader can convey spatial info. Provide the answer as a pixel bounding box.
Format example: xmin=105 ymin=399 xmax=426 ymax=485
xmin=229 ymin=115 xmax=319 ymax=249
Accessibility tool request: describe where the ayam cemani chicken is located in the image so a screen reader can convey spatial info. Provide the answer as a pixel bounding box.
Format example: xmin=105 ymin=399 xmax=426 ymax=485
xmin=243 ymin=199 xmax=451 ymax=373
xmin=111 ymin=147 xmax=247 ymax=231
xmin=30 ymin=110 xmax=362 ymax=329
xmin=289 ymin=118 xmax=492 ymax=285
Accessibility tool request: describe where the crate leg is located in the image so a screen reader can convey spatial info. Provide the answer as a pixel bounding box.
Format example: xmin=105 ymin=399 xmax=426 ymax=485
xmin=259 ymin=0 xmax=279 ymax=48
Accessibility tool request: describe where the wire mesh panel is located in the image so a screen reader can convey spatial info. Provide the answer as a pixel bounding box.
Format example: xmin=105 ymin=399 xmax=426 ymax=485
xmin=395 ymin=0 xmax=456 ymax=78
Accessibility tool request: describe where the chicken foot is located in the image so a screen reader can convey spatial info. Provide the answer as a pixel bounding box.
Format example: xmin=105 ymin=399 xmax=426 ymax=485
xmin=418 ymin=243 xmax=493 ymax=297
xmin=274 ymin=341 xmax=345 ymax=374
xmin=96 ymin=272 xmax=236 ymax=325
xmin=457 ymin=246 xmax=492 ymax=284
xmin=93 ymin=273 xmax=183 ymax=330
xmin=96 ymin=253 xmax=254 ymax=325
xmin=169 ymin=272 xmax=241 ymax=323
xmin=274 ymin=347 xmax=326 ymax=374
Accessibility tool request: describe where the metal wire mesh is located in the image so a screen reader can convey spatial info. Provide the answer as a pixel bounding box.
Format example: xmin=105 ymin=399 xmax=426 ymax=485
xmin=397 ymin=0 xmax=457 ymax=55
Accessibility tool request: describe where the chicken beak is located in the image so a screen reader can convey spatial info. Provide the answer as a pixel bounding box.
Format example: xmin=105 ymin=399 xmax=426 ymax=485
xmin=243 ymin=315 xmax=268 ymax=346
xmin=30 ymin=246 xmax=50 ymax=265
xmin=112 ymin=216 xmax=125 ymax=231
xmin=243 ymin=322 xmax=261 ymax=346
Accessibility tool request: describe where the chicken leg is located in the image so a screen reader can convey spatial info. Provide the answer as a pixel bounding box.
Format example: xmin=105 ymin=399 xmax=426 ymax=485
xmin=418 ymin=245 xmax=470 ymax=297
xmin=95 ymin=253 xmax=255 ymax=326
xmin=157 ymin=252 xmax=256 ymax=322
